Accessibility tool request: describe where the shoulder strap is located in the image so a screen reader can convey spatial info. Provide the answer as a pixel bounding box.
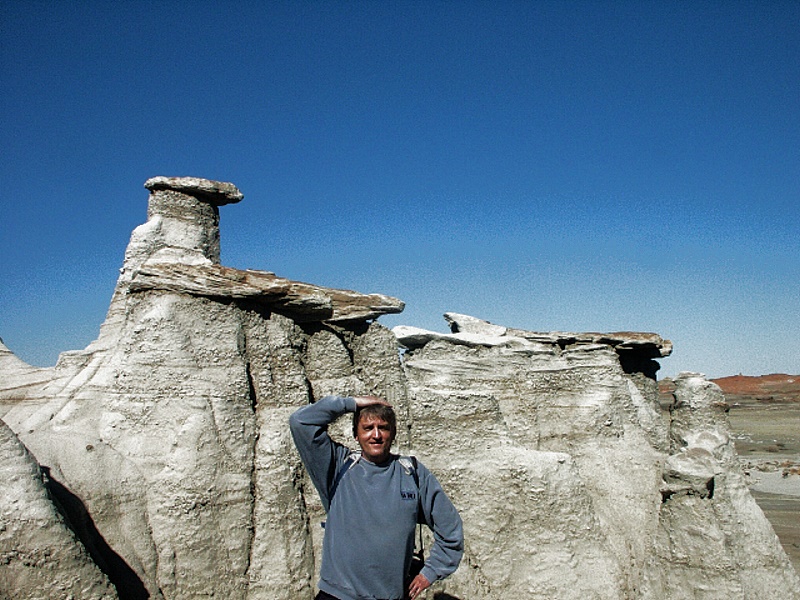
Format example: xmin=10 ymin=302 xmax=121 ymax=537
xmin=405 ymin=456 xmax=428 ymax=554
xmin=397 ymin=456 xmax=419 ymax=485
xmin=398 ymin=455 xmax=420 ymax=488
xmin=329 ymin=452 xmax=359 ymax=504
xmin=400 ymin=455 xmax=430 ymax=530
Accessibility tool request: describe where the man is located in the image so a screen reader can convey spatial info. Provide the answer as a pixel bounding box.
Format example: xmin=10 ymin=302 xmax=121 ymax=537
xmin=290 ymin=394 xmax=463 ymax=600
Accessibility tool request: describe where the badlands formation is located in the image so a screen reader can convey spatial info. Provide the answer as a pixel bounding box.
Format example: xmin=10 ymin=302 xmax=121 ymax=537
xmin=1 ymin=177 xmax=798 ymax=600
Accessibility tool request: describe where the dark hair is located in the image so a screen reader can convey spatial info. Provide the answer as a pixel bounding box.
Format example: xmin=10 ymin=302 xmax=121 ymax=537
xmin=352 ymin=404 xmax=397 ymax=438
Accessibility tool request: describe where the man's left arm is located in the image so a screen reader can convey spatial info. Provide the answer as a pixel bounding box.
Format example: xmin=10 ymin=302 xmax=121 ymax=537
xmin=416 ymin=463 xmax=464 ymax=587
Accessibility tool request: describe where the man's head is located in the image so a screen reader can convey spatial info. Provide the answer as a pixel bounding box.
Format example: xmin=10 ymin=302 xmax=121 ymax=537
xmin=353 ymin=404 xmax=396 ymax=464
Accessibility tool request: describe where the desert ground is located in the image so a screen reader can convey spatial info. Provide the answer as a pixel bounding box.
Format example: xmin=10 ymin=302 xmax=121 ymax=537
xmin=728 ymin=402 xmax=800 ymax=573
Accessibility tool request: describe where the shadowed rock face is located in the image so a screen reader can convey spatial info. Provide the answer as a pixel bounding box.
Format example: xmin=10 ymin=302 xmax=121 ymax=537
xmin=0 ymin=420 xmax=118 ymax=599
xmin=1 ymin=177 xmax=798 ymax=600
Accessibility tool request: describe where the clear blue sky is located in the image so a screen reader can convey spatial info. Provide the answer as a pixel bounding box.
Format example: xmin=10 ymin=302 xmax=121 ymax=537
xmin=2 ymin=1 xmax=798 ymax=379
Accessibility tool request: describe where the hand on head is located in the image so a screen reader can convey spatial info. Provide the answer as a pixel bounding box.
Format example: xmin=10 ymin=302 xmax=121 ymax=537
xmin=352 ymin=395 xmax=391 ymax=408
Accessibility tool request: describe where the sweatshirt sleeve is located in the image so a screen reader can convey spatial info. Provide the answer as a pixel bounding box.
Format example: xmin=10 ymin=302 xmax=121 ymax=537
xmin=417 ymin=462 xmax=464 ymax=584
xmin=289 ymin=395 xmax=357 ymax=511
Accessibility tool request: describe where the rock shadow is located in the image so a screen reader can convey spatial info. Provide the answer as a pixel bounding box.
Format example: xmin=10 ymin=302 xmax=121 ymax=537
xmin=42 ymin=467 xmax=150 ymax=600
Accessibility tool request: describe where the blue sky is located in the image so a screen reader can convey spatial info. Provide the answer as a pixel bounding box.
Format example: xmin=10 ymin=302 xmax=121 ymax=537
xmin=1 ymin=1 xmax=798 ymax=379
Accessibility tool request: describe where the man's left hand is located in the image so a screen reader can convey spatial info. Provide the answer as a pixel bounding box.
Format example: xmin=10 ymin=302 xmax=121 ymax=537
xmin=352 ymin=395 xmax=391 ymax=408
xmin=408 ymin=573 xmax=430 ymax=599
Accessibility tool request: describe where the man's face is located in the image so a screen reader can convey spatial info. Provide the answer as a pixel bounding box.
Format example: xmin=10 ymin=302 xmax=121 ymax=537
xmin=355 ymin=414 xmax=395 ymax=464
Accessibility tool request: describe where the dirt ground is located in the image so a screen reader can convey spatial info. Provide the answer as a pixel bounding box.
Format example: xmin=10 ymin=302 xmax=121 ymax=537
xmin=751 ymin=491 xmax=800 ymax=570
xmin=728 ymin=403 xmax=800 ymax=574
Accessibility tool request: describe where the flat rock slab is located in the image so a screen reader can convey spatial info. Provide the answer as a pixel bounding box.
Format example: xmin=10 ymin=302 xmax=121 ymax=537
xmin=144 ymin=176 xmax=244 ymax=205
xmin=130 ymin=260 xmax=405 ymax=322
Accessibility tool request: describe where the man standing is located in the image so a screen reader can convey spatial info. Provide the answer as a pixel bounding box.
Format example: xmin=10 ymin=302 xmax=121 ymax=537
xmin=290 ymin=394 xmax=464 ymax=600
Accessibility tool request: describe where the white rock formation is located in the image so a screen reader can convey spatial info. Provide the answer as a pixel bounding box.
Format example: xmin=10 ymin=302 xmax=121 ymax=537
xmin=1 ymin=177 xmax=403 ymax=600
xmin=394 ymin=321 xmax=799 ymax=599
xmin=655 ymin=373 xmax=798 ymax=597
xmin=1 ymin=177 xmax=797 ymax=599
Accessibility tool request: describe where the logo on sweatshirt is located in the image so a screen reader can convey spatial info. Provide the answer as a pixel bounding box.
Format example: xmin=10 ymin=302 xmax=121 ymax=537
xmin=400 ymin=489 xmax=417 ymax=501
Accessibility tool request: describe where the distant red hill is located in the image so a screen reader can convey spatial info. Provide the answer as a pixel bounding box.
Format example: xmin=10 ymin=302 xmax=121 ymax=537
xmin=712 ymin=374 xmax=800 ymax=402
xmin=658 ymin=373 xmax=800 ymax=405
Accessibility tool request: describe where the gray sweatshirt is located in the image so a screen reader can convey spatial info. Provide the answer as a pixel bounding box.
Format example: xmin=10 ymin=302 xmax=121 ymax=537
xmin=289 ymin=395 xmax=463 ymax=600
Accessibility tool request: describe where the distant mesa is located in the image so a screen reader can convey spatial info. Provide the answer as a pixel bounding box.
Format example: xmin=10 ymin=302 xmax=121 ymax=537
xmin=712 ymin=373 xmax=800 ymax=399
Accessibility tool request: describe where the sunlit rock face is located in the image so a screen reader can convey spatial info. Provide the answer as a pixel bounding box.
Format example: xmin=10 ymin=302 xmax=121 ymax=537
xmin=654 ymin=373 xmax=798 ymax=598
xmin=0 ymin=177 xmax=797 ymax=600
xmin=395 ymin=326 xmax=799 ymax=599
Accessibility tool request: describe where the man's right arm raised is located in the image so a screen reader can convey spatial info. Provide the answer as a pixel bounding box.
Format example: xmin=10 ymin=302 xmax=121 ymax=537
xmin=289 ymin=395 xmax=357 ymax=510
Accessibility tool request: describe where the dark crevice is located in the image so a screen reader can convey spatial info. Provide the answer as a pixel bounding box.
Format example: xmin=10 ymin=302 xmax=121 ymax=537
xmin=297 ymin=321 xmax=324 ymax=336
xmin=660 ymin=478 xmax=715 ymax=503
xmin=42 ymin=467 xmax=150 ymax=600
xmin=556 ymin=338 xmax=574 ymax=351
xmin=245 ymin=361 xmax=258 ymax=412
xmin=617 ymin=350 xmax=660 ymax=380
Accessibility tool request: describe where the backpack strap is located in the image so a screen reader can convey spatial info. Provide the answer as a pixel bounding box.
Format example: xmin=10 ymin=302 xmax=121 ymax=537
xmin=400 ymin=455 xmax=429 ymax=562
xmin=397 ymin=456 xmax=418 ymax=484
xmin=328 ymin=452 xmax=360 ymax=505
xmin=399 ymin=455 xmax=430 ymax=528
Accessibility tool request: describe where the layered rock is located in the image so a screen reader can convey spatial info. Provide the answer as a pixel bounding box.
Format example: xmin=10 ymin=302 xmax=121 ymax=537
xmin=394 ymin=319 xmax=799 ymax=598
xmin=1 ymin=177 xmax=797 ymax=599
xmin=394 ymin=315 xmax=667 ymax=598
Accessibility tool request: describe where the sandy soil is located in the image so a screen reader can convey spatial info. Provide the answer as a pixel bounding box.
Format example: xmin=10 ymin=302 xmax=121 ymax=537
xmin=729 ymin=404 xmax=800 ymax=573
xmin=750 ymin=490 xmax=800 ymax=573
